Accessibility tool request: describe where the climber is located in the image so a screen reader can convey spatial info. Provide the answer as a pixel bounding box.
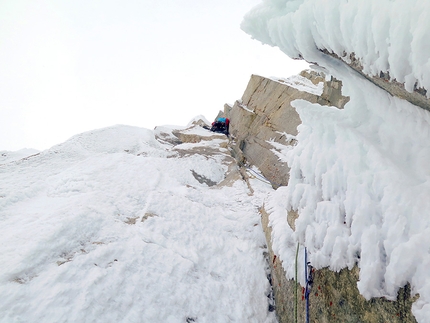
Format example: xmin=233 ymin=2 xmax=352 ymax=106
xmin=210 ymin=117 xmax=230 ymax=135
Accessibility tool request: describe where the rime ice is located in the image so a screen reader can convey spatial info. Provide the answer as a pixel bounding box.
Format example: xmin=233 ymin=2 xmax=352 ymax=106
xmin=243 ymin=1 xmax=430 ymax=321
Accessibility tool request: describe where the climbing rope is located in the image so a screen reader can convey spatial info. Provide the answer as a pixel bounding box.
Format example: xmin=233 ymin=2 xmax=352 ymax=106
xmin=295 ymin=242 xmax=299 ymax=323
xmin=305 ymin=248 xmax=309 ymax=323
xmin=238 ymin=161 xmax=283 ymax=188
xmin=304 ymin=247 xmax=313 ymax=323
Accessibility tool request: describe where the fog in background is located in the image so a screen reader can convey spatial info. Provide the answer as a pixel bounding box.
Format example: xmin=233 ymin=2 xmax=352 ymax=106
xmin=0 ymin=0 xmax=308 ymax=151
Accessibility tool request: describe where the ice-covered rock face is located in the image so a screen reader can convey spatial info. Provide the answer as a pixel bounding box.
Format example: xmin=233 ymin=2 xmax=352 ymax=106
xmin=242 ymin=1 xmax=430 ymax=322
xmin=241 ymin=0 xmax=430 ymax=102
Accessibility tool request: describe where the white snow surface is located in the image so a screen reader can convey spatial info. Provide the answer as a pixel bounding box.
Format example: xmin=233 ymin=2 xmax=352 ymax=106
xmin=0 ymin=148 xmax=40 ymax=164
xmin=242 ymin=0 xmax=430 ymax=95
xmin=187 ymin=115 xmax=211 ymax=127
xmin=270 ymin=74 xmax=323 ymax=96
xmin=243 ymin=1 xmax=430 ymax=321
xmin=0 ymin=124 xmax=276 ymax=323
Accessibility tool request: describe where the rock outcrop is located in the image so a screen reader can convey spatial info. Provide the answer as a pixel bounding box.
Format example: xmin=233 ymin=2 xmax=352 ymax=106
xmin=225 ymin=71 xmax=347 ymax=189
xmin=225 ymin=71 xmax=418 ymax=323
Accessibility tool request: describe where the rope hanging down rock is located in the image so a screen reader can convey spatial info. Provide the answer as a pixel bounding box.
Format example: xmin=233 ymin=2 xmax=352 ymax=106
xmin=238 ymin=161 xmax=283 ymax=188
xmin=295 ymin=242 xmax=299 ymax=323
xmin=305 ymin=247 xmax=313 ymax=323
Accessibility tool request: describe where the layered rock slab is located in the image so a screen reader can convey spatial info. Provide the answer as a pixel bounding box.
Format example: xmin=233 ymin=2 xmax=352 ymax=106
xmin=225 ymin=71 xmax=345 ymax=188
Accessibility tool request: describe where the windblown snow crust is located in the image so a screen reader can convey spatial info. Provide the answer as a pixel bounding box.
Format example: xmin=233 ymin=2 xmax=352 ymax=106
xmin=242 ymin=0 xmax=430 ymax=94
xmin=0 ymin=125 xmax=276 ymax=323
xmin=243 ymin=1 xmax=430 ymax=321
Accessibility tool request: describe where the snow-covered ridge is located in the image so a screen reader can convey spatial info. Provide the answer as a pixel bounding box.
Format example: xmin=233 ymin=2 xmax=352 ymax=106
xmin=0 ymin=148 xmax=40 ymax=164
xmin=241 ymin=0 xmax=430 ymax=95
xmin=0 ymin=123 xmax=277 ymax=323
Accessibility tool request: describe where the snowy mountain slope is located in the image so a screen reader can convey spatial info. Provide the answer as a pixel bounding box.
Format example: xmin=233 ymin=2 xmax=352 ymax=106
xmin=0 ymin=124 xmax=276 ymax=323
xmin=241 ymin=1 xmax=430 ymax=321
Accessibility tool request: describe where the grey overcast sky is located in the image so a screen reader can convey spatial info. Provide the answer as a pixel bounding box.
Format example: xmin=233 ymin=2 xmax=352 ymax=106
xmin=0 ymin=0 xmax=308 ymax=151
